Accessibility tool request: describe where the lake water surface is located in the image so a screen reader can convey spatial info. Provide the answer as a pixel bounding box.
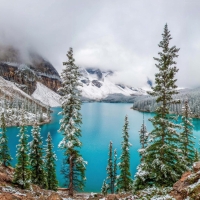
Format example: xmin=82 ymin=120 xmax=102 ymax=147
xmin=5 ymin=103 xmax=200 ymax=192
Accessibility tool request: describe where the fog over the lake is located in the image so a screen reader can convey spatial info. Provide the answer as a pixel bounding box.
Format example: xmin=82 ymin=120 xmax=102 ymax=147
xmin=0 ymin=0 xmax=199 ymax=88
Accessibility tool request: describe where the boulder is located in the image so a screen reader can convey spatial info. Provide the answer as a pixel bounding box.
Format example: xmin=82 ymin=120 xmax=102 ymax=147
xmin=181 ymin=171 xmax=191 ymax=181
xmin=46 ymin=193 xmax=63 ymax=200
xmin=170 ymin=169 xmax=200 ymax=199
xmin=0 ymin=172 xmax=12 ymax=182
xmin=87 ymin=193 xmax=103 ymax=200
xmin=170 ymin=171 xmax=192 ymax=200
xmin=193 ymin=162 xmax=200 ymax=172
xmin=106 ymin=194 xmax=119 ymax=200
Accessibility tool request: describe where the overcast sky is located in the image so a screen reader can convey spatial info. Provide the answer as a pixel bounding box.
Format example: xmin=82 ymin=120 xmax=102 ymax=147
xmin=0 ymin=0 xmax=199 ymax=88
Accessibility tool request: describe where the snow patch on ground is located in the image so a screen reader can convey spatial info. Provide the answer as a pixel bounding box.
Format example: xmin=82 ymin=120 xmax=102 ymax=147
xmin=32 ymin=82 xmax=61 ymax=107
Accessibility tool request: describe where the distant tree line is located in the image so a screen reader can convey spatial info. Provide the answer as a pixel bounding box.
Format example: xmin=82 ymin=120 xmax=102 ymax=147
xmin=132 ymin=89 xmax=200 ymax=118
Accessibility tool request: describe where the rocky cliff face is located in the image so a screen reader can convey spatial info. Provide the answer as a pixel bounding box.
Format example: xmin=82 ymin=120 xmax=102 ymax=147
xmin=170 ymin=162 xmax=200 ymax=199
xmin=0 ymin=46 xmax=61 ymax=95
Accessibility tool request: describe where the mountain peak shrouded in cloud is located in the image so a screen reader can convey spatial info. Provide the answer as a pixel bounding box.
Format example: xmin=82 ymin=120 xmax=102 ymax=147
xmin=0 ymin=44 xmax=58 ymax=76
xmin=0 ymin=0 xmax=200 ymax=88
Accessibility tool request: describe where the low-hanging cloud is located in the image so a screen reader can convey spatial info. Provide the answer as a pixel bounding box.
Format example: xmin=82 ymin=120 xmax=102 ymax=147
xmin=0 ymin=0 xmax=199 ymax=88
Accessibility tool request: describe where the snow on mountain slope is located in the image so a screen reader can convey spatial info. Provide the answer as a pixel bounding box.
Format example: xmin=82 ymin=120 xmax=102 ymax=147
xmin=0 ymin=76 xmax=51 ymax=125
xmin=79 ymin=68 xmax=146 ymax=100
xmin=0 ymin=76 xmax=34 ymax=100
xmin=32 ymin=82 xmax=61 ymax=107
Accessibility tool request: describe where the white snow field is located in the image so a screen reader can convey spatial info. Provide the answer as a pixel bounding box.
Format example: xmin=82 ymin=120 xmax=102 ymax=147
xmin=32 ymin=82 xmax=61 ymax=107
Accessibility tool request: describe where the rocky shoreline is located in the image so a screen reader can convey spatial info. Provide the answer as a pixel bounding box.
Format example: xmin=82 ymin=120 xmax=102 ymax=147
xmin=4 ymin=118 xmax=51 ymax=128
xmin=2 ymin=162 xmax=200 ymax=199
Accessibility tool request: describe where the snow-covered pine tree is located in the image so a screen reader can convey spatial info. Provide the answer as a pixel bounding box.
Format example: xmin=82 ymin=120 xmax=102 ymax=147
xmin=44 ymin=132 xmax=58 ymax=191
xmin=106 ymin=141 xmax=114 ymax=194
xmin=180 ymin=100 xmax=195 ymax=165
xmin=138 ymin=113 xmax=148 ymax=157
xmin=134 ymin=24 xmax=187 ymax=190
xmin=29 ymin=123 xmax=46 ymax=188
xmin=101 ymin=179 xmax=108 ymax=196
xmin=13 ymin=108 xmax=31 ymax=189
xmin=58 ymin=47 xmax=86 ymax=196
xmin=113 ymin=149 xmax=117 ymax=193
xmin=0 ymin=112 xmax=12 ymax=166
xmin=117 ymin=115 xmax=133 ymax=192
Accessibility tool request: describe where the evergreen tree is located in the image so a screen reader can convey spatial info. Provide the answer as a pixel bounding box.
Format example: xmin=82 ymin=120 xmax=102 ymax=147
xmin=138 ymin=113 xmax=148 ymax=157
xmin=180 ymin=100 xmax=195 ymax=165
xmin=44 ymin=132 xmax=58 ymax=191
xmin=106 ymin=141 xmax=114 ymax=194
xmin=101 ymin=179 xmax=108 ymax=196
xmin=134 ymin=24 xmax=187 ymax=190
xmin=117 ymin=115 xmax=132 ymax=192
xmin=58 ymin=47 xmax=86 ymax=196
xmin=113 ymin=149 xmax=117 ymax=193
xmin=0 ymin=112 xmax=12 ymax=166
xmin=13 ymin=108 xmax=31 ymax=189
xmin=29 ymin=123 xmax=46 ymax=188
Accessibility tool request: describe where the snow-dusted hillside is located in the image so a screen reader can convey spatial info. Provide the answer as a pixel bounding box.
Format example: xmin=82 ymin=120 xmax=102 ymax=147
xmin=0 ymin=76 xmax=60 ymax=107
xmin=0 ymin=76 xmax=33 ymax=100
xmin=32 ymin=82 xmax=61 ymax=107
xmin=79 ymin=68 xmax=146 ymax=100
xmin=0 ymin=76 xmax=51 ymax=126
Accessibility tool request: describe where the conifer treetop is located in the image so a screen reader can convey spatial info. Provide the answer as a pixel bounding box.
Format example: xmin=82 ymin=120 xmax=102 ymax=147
xmin=149 ymin=23 xmax=180 ymax=106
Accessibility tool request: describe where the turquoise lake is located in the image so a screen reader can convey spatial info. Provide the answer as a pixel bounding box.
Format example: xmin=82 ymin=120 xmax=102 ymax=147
xmin=5 ymin=103 xmax=200 ymax=192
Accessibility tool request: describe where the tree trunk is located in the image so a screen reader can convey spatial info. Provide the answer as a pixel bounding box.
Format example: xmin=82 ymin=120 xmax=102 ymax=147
xmin=68 ymin=155 xmax=74 ymax=196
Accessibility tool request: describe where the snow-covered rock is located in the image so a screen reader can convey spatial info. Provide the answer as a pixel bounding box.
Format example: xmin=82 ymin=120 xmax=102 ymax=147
xmin=32 ymin=82 xmax=61 ymax=107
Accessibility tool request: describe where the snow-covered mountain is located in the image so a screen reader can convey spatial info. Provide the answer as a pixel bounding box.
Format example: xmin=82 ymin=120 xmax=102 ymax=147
xmin=79 ymin=68 xmax=146 ymax=101
xmin=32 ymin=82 xmax=61 ymax=107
